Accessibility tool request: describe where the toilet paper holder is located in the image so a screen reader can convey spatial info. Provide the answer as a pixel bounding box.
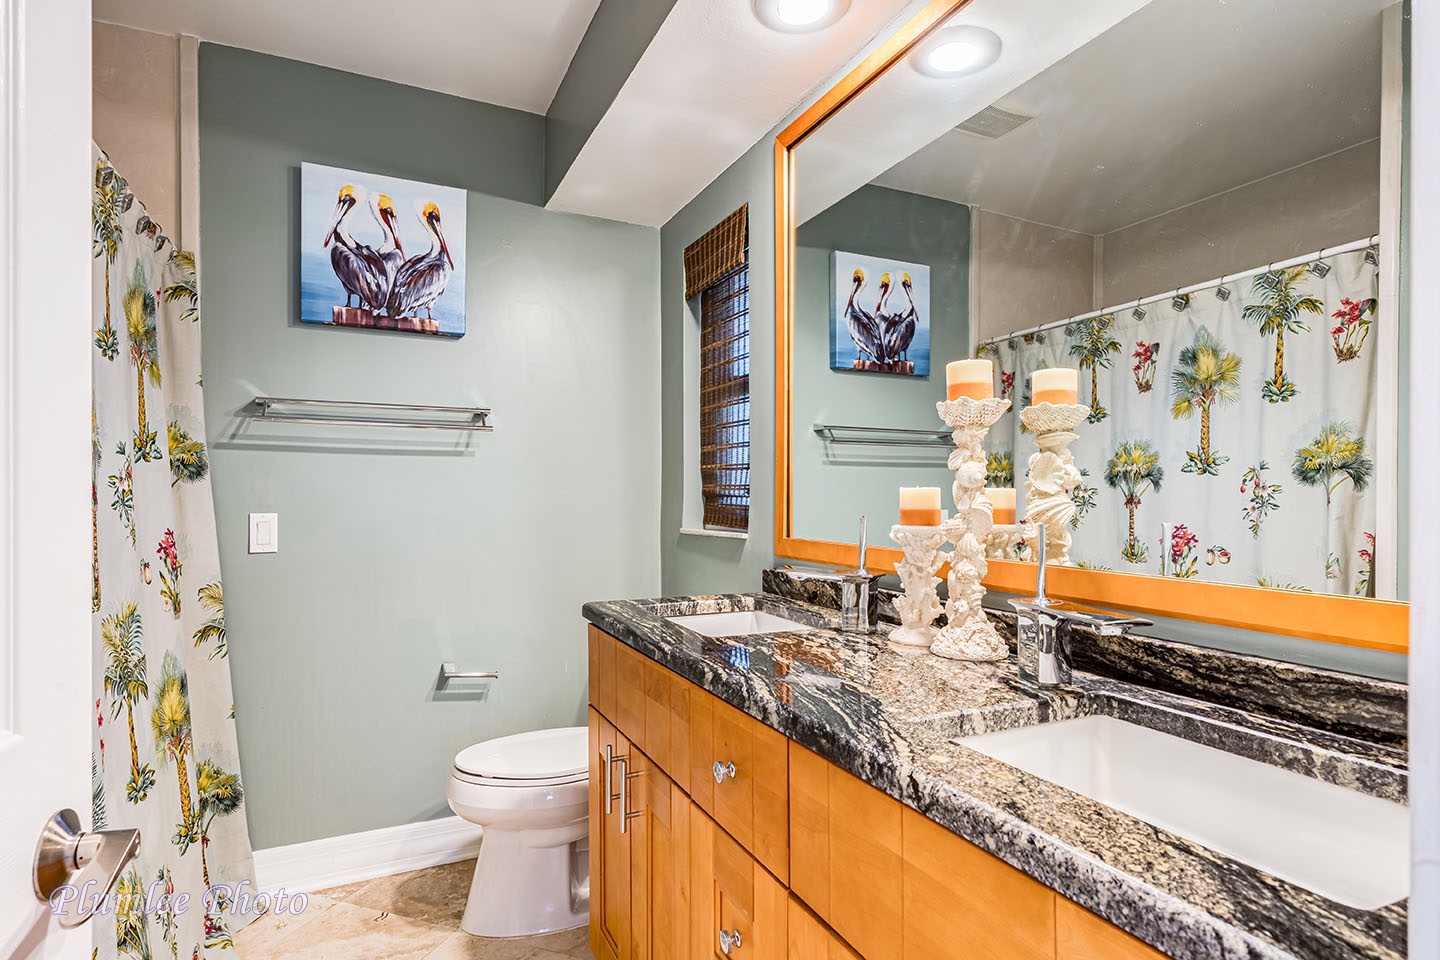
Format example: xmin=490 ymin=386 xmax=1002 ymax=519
xmin=439 ymin=662 xmax=500 ymax=682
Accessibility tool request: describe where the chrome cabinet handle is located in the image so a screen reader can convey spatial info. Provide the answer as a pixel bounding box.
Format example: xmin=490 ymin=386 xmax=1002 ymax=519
xmin=718 ymin=928 xmax=743 ymax=955
xmin=604 ymin=744 xmax=615 ymax=815
xmin=713 ymin=760 xmax=736 ymax=784
xmin=616 ymin=757 xmax=644 ymax=834
xmin=33 ymin=808 xmax=140 ymax=929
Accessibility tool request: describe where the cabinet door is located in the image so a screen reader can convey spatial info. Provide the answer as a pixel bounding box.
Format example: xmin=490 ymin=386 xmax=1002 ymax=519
xmin=1055 ymin=897 xmax=1170 ymax=960
xmin=789 ymin=744 xmax=903 ymax=960
xmin=690 ymin=804 xmax=787 ymax=960
xmin=788 ymin=896 xmax=862 ymax=960
xmin=902 ymin=807 xmax=1056 ymax=960
xmin=630 ymin=751 xmax=691 ymax=960
xmin=590 ymin=708 xmax=632 ymax=960
xmin=708 ymin=697 xmax=790 ymax=880
xmin=589 ymin=626 xmax=617 ymax=722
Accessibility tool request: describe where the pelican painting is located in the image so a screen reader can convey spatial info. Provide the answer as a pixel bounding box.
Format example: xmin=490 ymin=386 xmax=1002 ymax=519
xmin=300 ymin=162 xmax=467 ymax=337
xmin=830 ymin=251 xmax=930 ymax=376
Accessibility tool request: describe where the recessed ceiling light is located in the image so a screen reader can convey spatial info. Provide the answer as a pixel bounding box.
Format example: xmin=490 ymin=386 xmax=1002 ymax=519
xmin=753 ymin=0 xmax=850 ymax=33
xmin=913 ymin=26 xmax=1003 ymax=78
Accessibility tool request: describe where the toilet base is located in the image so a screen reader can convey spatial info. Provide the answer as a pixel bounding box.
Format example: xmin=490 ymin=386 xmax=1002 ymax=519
xmin=460 ymin=827 xmax=589 ymax=938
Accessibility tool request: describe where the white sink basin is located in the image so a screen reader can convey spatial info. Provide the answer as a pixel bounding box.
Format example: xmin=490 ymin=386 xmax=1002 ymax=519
xmin=665 ymin=610 xmax=817 ymax=637
xmin=959 ymin=715 xmax=1409 ymax=909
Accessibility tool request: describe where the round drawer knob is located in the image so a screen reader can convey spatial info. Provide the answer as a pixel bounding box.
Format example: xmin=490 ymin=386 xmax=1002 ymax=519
xmin=718 ymin=928 xmax=743 ymax=955
xmin=712 ymin=760 xmax=737 ymax=784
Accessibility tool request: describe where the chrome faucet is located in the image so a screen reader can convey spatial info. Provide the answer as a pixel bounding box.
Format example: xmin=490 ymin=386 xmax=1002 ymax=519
xmin=839 ymin=516 xmax=878 ymax=633
xmin=1009 ymin=525 xmax=1153 ymax=688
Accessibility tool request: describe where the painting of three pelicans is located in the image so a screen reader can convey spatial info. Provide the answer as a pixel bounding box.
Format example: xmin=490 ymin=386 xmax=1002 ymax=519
xmin=301 ymin=161 xmax=467 ymax=337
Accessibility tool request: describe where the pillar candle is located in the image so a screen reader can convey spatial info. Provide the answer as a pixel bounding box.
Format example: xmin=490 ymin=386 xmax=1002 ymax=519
xmin=899 ymin=486 xmax=942 ymax=526
xmin=946 ymin=359 xmax=994 ymax=401
xmin=1031 ymin=367 xmax=1078 ymax=406
xmin=988 ymin=487 xmax=1016 ymax=525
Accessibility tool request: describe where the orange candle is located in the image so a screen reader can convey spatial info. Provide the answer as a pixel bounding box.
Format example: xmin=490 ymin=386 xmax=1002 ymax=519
xmin=946 ymin=359 xmax=994 ymax=400
xmin=1031 ymin=367 xmax=1078 ymax=406
xmin=899 ymin=486 xmax=942 ymax=526
xmin=989 ymin=487 xmax=1016 ymax=524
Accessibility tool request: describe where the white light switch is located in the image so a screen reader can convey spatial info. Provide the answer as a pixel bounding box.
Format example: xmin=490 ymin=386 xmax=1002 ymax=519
xmin=249 ymin=513 xmax=278 ymax=554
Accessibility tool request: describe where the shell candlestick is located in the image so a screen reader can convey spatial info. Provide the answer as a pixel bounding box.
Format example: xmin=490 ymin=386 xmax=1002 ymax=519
xmin=1019 ymin=390 xmax=1089 ymax=566
xmin=930 ymin=393 xmax=1011 ymax=662
xmin=888 ymin=523 xmax=947 ymax=655
xmin=946 ymin=358 xmax=994 ymax=400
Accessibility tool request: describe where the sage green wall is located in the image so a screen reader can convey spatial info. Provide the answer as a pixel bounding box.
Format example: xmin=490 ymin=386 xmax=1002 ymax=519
xmin=793 ymin=185 xmax=970 ymax=543
xmin=659 ymin=140 xmax=776 ymax=595
xmin=199 ymin=45 xmax=661 ymax=849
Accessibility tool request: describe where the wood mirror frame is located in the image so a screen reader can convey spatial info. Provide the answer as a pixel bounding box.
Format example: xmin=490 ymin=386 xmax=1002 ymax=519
xmin=772 ymin=0 xmax=1407 ymax=655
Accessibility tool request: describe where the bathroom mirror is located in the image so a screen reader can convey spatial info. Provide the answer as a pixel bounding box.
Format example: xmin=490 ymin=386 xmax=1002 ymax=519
xmin=775 ymin=0 xmax=1409 ymax=651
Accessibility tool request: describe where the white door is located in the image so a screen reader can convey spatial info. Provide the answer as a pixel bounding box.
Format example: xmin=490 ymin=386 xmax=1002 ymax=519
xmin=0 ymin=1 xmax=97 ymax=958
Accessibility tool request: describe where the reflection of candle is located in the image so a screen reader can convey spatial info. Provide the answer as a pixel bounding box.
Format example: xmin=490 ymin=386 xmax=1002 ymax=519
xmin=899 ymin=487 xmax=942 ymax=526
xmin=946 ymin=359 xmax=993 ymax=400
xmin=1031 ymin=368 xmax=1078 ymax=406
xmin=989 ymin=487 xmax=1016 ymax=524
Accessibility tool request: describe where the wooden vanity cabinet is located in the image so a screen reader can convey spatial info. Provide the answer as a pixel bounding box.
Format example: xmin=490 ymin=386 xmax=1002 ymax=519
xmin=588 ymin=626 xmax=1176 ymax=960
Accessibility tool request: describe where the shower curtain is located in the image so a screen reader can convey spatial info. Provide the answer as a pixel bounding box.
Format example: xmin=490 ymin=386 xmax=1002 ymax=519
xmin=91 ymin=147 xmax=257 ymax=958
xmin=984 ymin=247 xmax=1379 ymax=595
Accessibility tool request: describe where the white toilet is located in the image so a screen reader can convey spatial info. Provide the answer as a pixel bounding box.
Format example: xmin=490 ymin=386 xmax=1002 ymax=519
xmin=446 ymin=726 xmax=590 ymax=938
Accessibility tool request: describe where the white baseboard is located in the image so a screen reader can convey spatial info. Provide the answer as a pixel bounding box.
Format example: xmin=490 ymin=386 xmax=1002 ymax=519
xmin=252 ymin=816 xmax=483 ymax=895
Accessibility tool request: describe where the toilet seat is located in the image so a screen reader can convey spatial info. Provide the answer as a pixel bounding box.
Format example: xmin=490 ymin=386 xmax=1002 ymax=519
xmin=452 ymin=726 xmax=589 ymax=787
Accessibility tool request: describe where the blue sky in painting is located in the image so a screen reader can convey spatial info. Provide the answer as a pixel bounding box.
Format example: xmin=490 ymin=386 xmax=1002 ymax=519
xmin=299 ymin=161 xmax=468 ymax=336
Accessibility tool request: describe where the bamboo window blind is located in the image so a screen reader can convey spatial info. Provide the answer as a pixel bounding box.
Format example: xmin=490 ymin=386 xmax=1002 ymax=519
xmin=686 ymin=205 xmax=750 ymax=531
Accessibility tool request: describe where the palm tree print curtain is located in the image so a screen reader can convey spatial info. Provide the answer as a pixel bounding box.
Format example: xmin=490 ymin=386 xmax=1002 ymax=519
xmin=91 ymin=146 xmax=258 ymax=958
xmin=985 ymin=247 xmax=1378 ymax=595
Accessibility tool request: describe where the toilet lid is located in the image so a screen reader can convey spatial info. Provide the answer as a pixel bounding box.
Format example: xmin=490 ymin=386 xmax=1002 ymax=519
xmin=454 ymin=726 xmax=588 ymax=781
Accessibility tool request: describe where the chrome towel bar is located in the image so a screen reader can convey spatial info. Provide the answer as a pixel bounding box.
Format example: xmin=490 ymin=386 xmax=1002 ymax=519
xmin=253 ymin=397 xmax=492 ymax=431
xmin=440 ymin=662 xmax=500 ymax=681
xmin=813 ymin=423 xmax=952 ymax=448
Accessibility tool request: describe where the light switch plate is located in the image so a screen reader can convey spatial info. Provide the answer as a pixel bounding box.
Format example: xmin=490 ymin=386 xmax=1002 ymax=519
xmin=249 ymin=513 xmax=278 ymax=554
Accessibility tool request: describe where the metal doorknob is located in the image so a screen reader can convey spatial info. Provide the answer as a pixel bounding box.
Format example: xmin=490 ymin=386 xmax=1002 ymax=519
xmin=32 ymin=808 xmax=141 ymax=928
xmin=713 ymin=760 xmax=736 ymax=784
xmin=718 ymin=928 xmax=743 ymax=955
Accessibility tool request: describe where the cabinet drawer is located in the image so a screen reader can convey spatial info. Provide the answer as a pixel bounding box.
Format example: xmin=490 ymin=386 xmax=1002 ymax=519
xmin=690 ymin=804 xmax=787 ymax=960
xmin=588 ymin=626 xmax=617 ymax=723
xmin=615 ymin=641 xmax=648 ymax=743
xmin=1056 ymin=896 xmax=1170 ymax=960
xmin=788 ymin=896 xmax=862 ymax=960
xmin=789 ymin=744 xmax=903 ymax=960
xmin=902 ymin=807 xmax=1056 ymax=960
xmin=642 ymin=655 xmax=692 ymax=792
xmin=691 ymin=691 xmax=790 ymax=881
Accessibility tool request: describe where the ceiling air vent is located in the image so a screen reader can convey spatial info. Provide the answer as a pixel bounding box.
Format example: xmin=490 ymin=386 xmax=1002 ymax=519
xmin=954 ymin=105 xmax=1034 ymax=140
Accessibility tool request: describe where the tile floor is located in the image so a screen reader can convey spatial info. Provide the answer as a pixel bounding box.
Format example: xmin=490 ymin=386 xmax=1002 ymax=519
xmin=233 ymin=859 xmax=594 ymax=960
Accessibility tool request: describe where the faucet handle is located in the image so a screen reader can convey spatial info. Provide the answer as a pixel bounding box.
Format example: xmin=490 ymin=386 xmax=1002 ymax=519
xmin=1048 ymin=608 xmax=1153 ymax=637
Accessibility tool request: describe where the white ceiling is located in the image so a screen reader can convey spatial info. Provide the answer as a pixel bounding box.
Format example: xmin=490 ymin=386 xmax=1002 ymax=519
xmin=544 ymin=0 xmax=917 ymax=227
xmin=868 ymin=0 xmax=1389 ymax=234
xmin=795 ymin=0 xmax=1156 ymax=225
xmin=92 ymin=0 xmax=602 ymax=114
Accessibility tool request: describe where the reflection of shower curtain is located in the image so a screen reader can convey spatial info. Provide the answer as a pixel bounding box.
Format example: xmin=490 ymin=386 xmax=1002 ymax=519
xmin=986 ymin=247 xmax=1379 ymax=595
xmin=91 ymin=147 xmax=257 ymax=957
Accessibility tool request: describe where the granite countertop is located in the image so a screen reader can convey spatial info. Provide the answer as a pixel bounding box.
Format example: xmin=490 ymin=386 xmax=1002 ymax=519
xmin=582 ymin=592 xmax=1408 ymax=960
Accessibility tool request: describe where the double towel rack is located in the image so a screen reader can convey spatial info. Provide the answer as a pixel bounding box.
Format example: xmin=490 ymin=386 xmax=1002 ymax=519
xmin=252 ymin=397 xmax=492 ymax=431
xmin=813 ymin=423 xmax=952 ymax=448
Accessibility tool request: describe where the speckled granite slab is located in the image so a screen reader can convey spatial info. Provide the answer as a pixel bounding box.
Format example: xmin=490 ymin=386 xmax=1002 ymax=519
xmin=582 ymin=593 xmax=1407 ymax=960
xmin=762 ymin=566 xmax=1408 ymax=746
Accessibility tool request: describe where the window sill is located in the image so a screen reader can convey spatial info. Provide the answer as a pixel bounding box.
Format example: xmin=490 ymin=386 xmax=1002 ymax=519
xmin=679 ymin=527 xmax=748 ymax=541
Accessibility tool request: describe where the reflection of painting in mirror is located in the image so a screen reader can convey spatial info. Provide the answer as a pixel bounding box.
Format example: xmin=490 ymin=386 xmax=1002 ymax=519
xmin=830 ymin=251 xmax=931 ymax=376
xmin=787 ymin=0 xmax=1404 ymax=600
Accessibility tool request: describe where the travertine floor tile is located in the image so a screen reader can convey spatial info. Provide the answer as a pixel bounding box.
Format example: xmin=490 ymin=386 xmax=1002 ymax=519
xmin=253 ymin=900 xmax=452 ymax=960
xmin=346 ymin=859 xmax=476 ymax=924
xmin=231 ymin=893 xmax=337 ymax=954
xmin=422 ymin=931 xmax=578 ymax=960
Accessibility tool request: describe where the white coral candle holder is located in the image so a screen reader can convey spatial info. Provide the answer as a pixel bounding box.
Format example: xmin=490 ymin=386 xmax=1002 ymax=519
xmin=1018 ymin=402 xmax=1089 ymax=566
xmin=985 ymin=521 xmax=1032 ymax=561
xmin=930 ymin=396 xmax=1011 ymax=662
xmin=887 ymin=524 xmax=947 ymax=655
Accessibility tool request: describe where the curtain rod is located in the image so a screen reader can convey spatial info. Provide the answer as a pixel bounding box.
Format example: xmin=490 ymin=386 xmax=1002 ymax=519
xmin=979 ymin=234 xmax=1379 ymax=347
